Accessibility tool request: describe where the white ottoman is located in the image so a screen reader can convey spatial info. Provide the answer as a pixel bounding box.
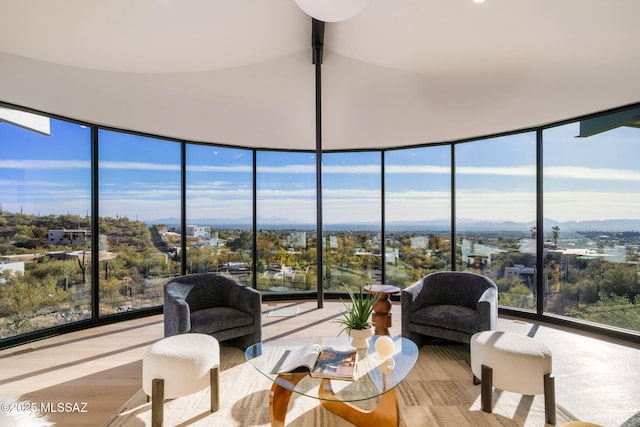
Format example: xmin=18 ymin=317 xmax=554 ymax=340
xmin=470 ymin=331 xmax=556 ymax=425
xmin=143 ymin=333 xmax=220 ymax=427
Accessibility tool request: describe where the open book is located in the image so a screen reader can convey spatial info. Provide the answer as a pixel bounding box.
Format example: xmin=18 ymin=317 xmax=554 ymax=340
xmin=271 ymin=344 xmax=358 ymax=380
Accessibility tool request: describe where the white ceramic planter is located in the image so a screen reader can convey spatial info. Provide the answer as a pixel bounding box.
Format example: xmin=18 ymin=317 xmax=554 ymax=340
xmin=349 ymin=327 xmax=374 ymax=349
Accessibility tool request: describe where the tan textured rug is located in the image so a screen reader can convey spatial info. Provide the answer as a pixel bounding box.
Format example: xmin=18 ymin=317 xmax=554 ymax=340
xmin=104 ymin=343 xmax=576 ymax=427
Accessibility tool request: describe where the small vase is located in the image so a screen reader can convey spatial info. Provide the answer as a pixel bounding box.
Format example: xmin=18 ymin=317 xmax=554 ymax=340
xmin=349 ymin=327 xmax=374 ymax=349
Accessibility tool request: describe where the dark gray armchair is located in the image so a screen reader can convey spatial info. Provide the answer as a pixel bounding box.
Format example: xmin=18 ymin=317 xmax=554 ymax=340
xmin=164 ymin=273 xmax=262 ymax=350
xmin=401 ymin=271 xmax=498 ymax=347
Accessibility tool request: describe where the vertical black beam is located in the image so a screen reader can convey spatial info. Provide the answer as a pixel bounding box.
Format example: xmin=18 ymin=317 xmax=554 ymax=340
xmin=381 ymin=151 xmax=386 ymax=284
xmin=91 ymin=126 xmax=99 ymax=319
xmin=536 ymin=129 xmax=544 ymax=314
xmin=180 ymin=142 xmax=187 ymax=275
xmin=252 ymin=150 xmax=258 ymax=289
xmin=451 ymin=143 xmax=457 ymax=271
xmin=313 ymin=18 xmax=325 ymax=308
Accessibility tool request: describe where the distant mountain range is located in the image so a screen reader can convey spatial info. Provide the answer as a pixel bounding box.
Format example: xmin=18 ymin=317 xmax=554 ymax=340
xmin=146 ymin=217 xmax=640 ymax=233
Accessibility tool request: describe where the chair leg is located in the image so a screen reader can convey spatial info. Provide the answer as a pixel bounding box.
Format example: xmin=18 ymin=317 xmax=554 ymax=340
xmin=544 ymin=373 xmax=556 ymax=425
xmin=480 ymin=365 xmax=493 ymax=413
xmin=151 ymin=378 xmax=164 ymax=427
xmin=210 ymin=366 xmax=220 ymax=412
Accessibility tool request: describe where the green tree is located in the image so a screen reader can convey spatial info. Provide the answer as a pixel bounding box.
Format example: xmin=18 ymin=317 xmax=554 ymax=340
xmin=0 ymin=273 xmax=68 ymax=335
xmin=552 ymin=226 xmax=560 ymax=247
xmin=499 ymin=284 xmax=535 ymax=309
xmin=566 ymin=294 xmax=640 ymax=331
xmin=228 ymin=230 xmax=252 ymax=252
xmin=599 ymin=263 xmax=640 ymax=299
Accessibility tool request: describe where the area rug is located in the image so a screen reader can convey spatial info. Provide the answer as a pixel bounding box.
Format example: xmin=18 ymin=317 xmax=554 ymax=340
xmin=0 ymin=396 xmax=54 ymax=427
xmin=104 ymin=344 xmax=577 ymax=427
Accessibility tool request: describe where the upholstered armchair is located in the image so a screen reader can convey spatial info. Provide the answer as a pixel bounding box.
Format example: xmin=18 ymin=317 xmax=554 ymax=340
xmin=401 ymin=271 xmax=498 ymax=347
xmin=164 ymin=273 xmax=262 ymax=350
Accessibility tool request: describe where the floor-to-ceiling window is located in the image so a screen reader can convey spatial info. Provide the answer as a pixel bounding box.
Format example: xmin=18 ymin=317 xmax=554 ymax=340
xmin=256 ymin=151 xmax=317 ymax=293
xmin=322 ymin=152 xmax=382 ymax=292
xmin=543 ymin=109 xmax=640 ymax=331
xmin=98 ymin=130 xmax=181 ymax=315
xmin=0 ymin=109 xmax=92 ymax=339
xmin=455 ymin=133 xmax=537 ymax=310
xmin=2 ymin=101 xmax=640 ymax=347
xmin=384 ymin=145 xmax=452 ymax=286
xmin=185 ymin=145 xmax=253 ymax=286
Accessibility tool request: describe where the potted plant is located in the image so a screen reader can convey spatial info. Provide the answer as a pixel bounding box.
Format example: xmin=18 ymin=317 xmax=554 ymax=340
xmin=333 ymin=283 xmax=379 ymax=349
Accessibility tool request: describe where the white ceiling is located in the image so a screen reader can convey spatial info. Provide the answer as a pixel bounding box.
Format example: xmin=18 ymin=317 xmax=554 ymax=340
xmin=1 ymin=0 xmax=639 ymax=150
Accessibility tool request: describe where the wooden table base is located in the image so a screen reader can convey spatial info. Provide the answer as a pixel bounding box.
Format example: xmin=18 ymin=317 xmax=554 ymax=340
xmin=269 ymin=374 xmax=399 ymax=427
xmin=269 ymin=373 xmax=307 ymax=427
xmin=318 ymin=379 xmax=399 ymax=427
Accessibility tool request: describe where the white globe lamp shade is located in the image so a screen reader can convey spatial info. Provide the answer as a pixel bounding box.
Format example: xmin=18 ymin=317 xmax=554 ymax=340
xmin=374 ymin=335 xmax=395 ymax=358
xmin=294 ymin=0 xmax=370 ymax=22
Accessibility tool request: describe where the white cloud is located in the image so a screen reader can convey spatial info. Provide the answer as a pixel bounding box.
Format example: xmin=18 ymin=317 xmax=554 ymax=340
xmin=544 ymin=191 xmax=640 ymax=222
xmin=0 ymin=179 xmax=75 ymax=187
xmin=99 ymin=161 xmax=180 ymax=171
xmin=544 ymin=166 xmax=640 ymax=181
xmin=457 ymin=165 xmax=535 ymax=176
xmin=0 ymin=159 xmax=89 ymax=169
xmin=186 ymin=164 xmax=252 ymax=173
xmin=257 ymin=164 xmax=314 ymax=174
xmin=323 ymin=164 xmax=381 ymax=174
xmin=385 ymin=165 xmax=450 ymax=174
xmin=257 ymin=188 xmax=316 ymax=198
xmin=456 ymin=190 xmax=536 ymax=222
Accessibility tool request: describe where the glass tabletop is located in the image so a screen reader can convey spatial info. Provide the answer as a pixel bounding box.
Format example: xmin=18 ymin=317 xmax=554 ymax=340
xmin=245 ymin=335 xmax=418 ymax=402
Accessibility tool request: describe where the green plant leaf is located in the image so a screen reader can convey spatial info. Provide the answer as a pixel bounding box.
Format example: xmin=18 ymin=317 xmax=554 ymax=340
xmin=331 ymin=283 xmax=379 ymax=336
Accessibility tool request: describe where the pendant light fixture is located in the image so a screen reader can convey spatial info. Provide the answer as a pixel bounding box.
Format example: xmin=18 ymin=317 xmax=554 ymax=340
xmin=294 ymin=0 xmax=370 ymax=22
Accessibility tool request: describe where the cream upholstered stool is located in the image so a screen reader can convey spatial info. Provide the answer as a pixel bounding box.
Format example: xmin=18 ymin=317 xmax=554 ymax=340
xmin=470 ymin=331 xmax=556 ymax=425
xmin=142 ymin=333 xmax=220 ymax=427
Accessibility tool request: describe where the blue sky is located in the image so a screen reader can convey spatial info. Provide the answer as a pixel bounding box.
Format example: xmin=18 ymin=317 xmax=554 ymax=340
xmin=0 ymin=111 xmax=638 ymax=226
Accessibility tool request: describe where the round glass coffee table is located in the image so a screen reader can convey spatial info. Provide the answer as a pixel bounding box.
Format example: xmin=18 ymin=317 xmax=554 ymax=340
xmin=245 ymin=335 xmax=418 ymax=427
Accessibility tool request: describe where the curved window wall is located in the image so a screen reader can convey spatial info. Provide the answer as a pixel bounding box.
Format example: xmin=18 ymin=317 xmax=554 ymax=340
xmin=185 ymin=145 xmax=253 ymax=285
xmin=542 ymin=109 xmax=640 ymax=331
xmin=455 ymin=133 xmax=538 ymax=311
xmin=323 ymin=152 xmax=382 ymax=291
xmin=256 ymin=151 xmax=317 ymax=293
xmin=98 ymin=130 xmax=182 ymax=314
xmin=1 ymin=102 xmax=639 ymax=347
xmin=384 ymin=145 xmax=452 ymax=285
xmin=0 ymin=114 xmax=92 ymax=339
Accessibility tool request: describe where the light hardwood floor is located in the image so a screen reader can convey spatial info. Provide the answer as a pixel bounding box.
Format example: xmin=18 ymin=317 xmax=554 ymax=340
xmin=1 ymin=301 xmax=639 ymax=426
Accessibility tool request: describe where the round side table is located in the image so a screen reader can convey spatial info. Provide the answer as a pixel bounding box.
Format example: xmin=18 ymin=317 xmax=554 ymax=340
xmin=364 ymin=284 xmax=401 ymax=335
